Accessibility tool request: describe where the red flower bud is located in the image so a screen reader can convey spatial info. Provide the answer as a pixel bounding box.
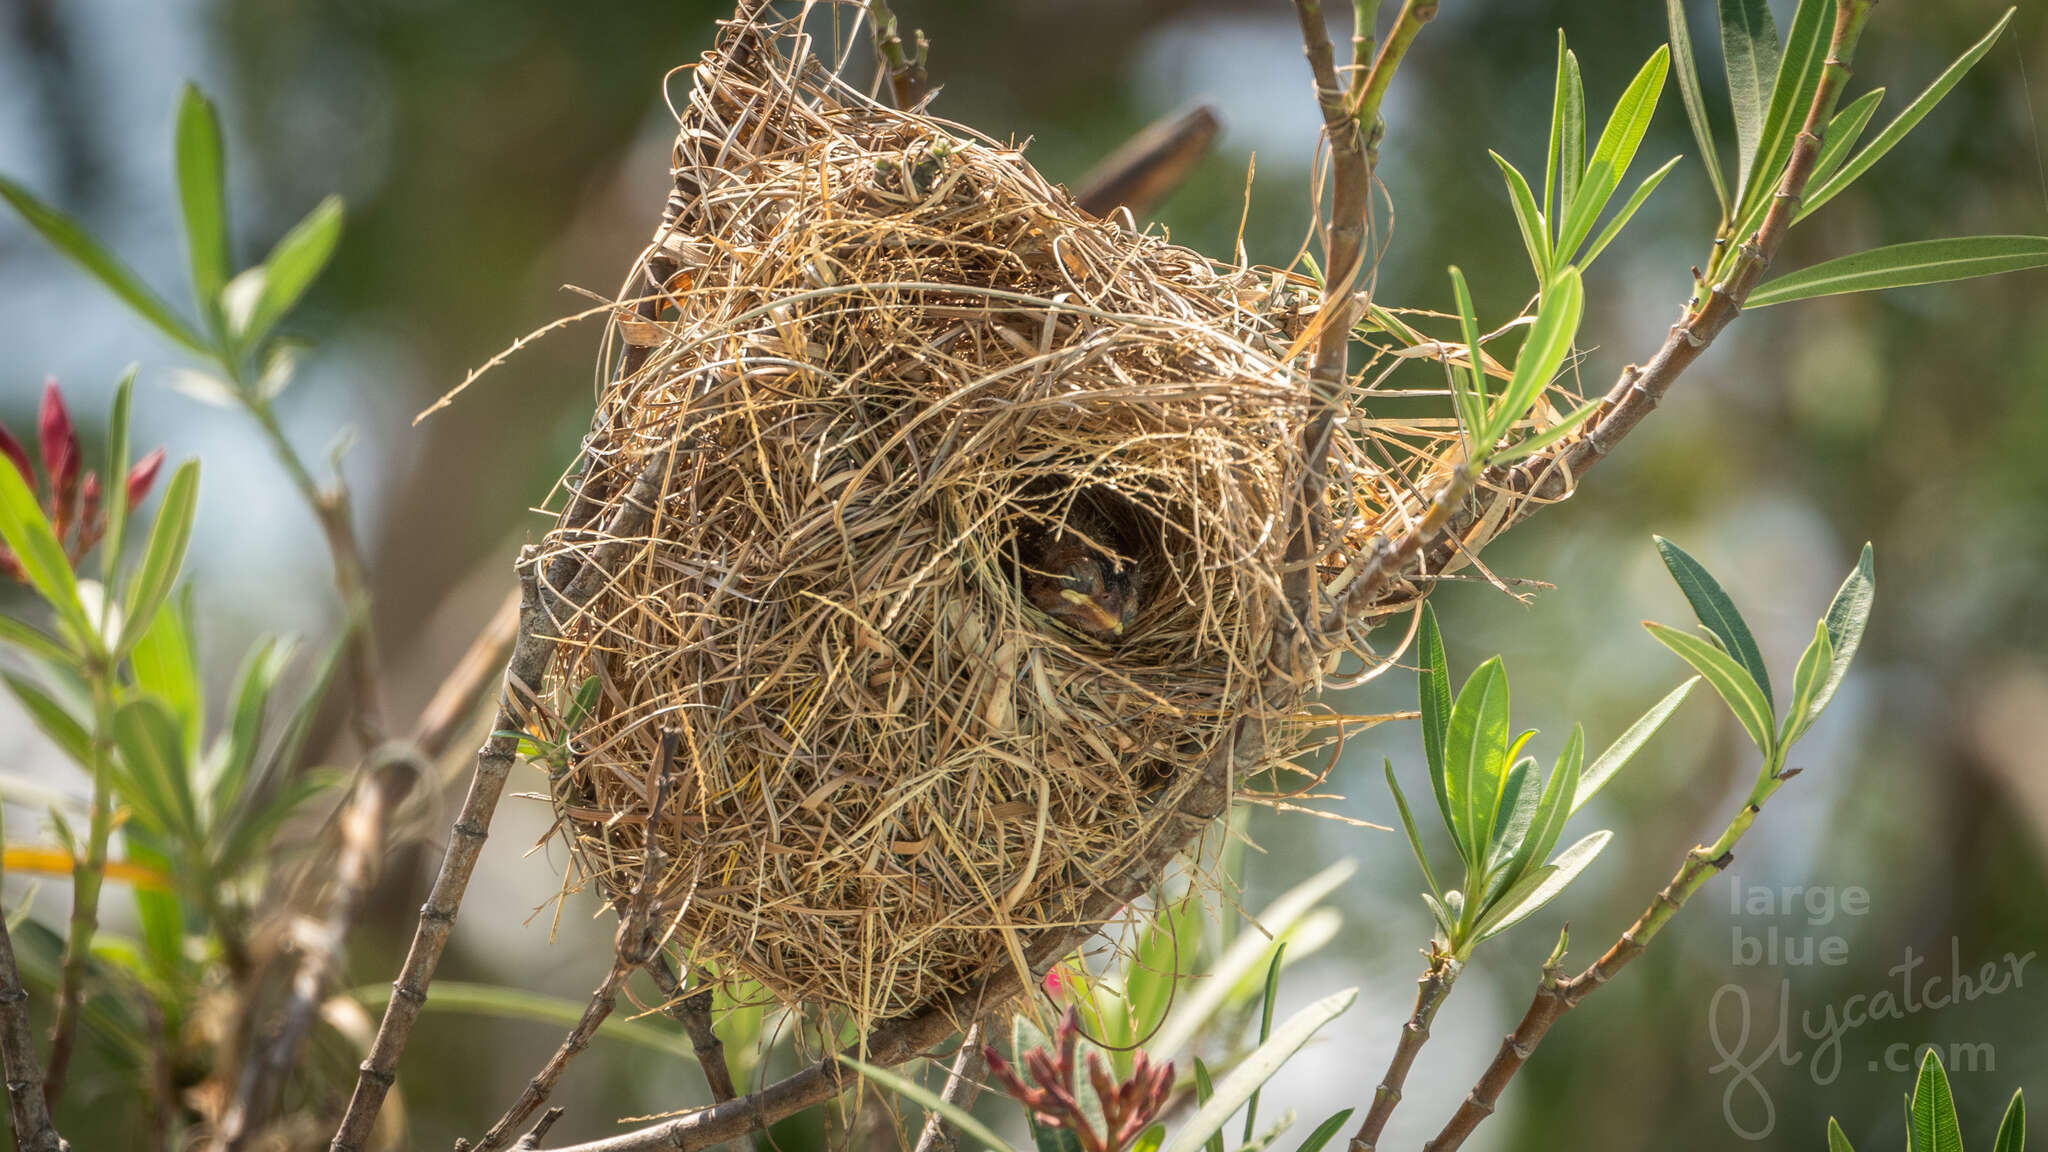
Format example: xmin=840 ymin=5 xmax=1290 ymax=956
xmin=126 ymin=447 xmax=166 ymax=507
xmin=38 ymin=379 xmax=80 ymax=517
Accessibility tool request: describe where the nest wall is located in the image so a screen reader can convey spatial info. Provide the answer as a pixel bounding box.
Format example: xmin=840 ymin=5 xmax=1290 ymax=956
xmin=537 ymin=13 xmax=1385 ymax=1023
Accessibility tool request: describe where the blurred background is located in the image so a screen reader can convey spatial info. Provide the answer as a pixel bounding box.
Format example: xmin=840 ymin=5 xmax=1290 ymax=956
xmin=2 ymin=0 xmax=2043 ymax=1148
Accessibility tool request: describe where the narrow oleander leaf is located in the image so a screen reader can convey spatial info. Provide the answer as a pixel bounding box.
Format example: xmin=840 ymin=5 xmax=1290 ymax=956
xmin=238 ymin=195 xmax=343 ymax=354
xmin=113 ymin=695 xmax=200 ymax=844
xmin=1557 ymin=47 xmax=1670 ymax=262
xmin=1779 ymin=620 xmax=1833 ymax=747
xmin=1826 ymin=1117 xmax=1856 ymax=1152
xmin=1720 ymin=0 xmax=1782 ymax=194
xmin=1503 ymin=724 xmax=1581 ymax=893
xmin=1806 ymin=543 xmax=1875 ymax=729
xmin=1559 ymin=47 xmax=1586 ymax=229
xmin=841 ymin=1056 xmax=1018 ymax=1152
xmin=0 ymin=453 xmax=93 ymax=646
xmin=1293 ymin=1110 xmax=1356 ymax=1152
xmin=1474 ymin=829 xmax=1612 ymax=941
xmin=174 ymin=84 xmax=231 ymax=341
xmin=1809 ymin=88 xmax=1886 ymax=191
xmin=0 ymin=617 xmax=72 ymax=666
xmin=214 ymin=636 xmax=297 ymax=821
xmin=1667 ymin=0 xmax=1728 ymax=214
xmin=1193 ymin=1059 xmax=1223 ymax=1152
xmin=119 ymin=460 xmax=200 ymax=659
xmin=1739 ymin=0 xmax=1830 ymax=219
xmin=1747 ymin=236 xmax=2048 ymax=307
xmin=0 ymin=176 xmax=209 ymax=355
xmin=3 ymin=674 xmax=92 ymax=764
xmin=128 ymin=592 xmax=202 ymax=756
xmin=1160 ymin=990 xmax=1358 ymax=1152
xmin=1580 ymin=155 xmax=1682 ymax=268
xmin=1574 ymin=678 xmax=1698 ymax=815
xmin=1654 ymin=536 xmax=1772 ymax=706
xmin=1243 ymin=944 xmax=1286 ymax=1142
xmin=1484 ymin=267 xmax=1584 ymax=450
xmin=1491 ymin=152 xmax=1550 ymax=280
xmin=1488 ymin=394 xmax=1603 ymax=466
xmin=100 ymin=366 xmax=138 ymax=586
xmin=1991 ymin=1089 xmax=2025 ymax=1152
xmin=1644 ymin=622 xmax=1774 ymax=753
xmin=1910 ymin=1049 xmax=1963 ymax=1152
xmin=1443 ymin=657 xmax=1510 ymax=865
xmin=1386 ymin=760 xmax=1445 ymax=901
xmin=1800 ymin=9 xmax=2017 ymax=222
xmin=1448 ymin=267 xmax=1489 ymax=443
xmin=1486 ymin=757 xmax=1541 ymax=883
xmin=1418 ymin=604 xmax=1455 ymax=831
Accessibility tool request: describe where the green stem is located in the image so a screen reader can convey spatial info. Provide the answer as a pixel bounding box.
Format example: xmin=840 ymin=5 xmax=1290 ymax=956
xmin=44 ymin=665 xmax=117 ymax=1108
xmin=1353 ymin=0 xmax=1438 ymax=148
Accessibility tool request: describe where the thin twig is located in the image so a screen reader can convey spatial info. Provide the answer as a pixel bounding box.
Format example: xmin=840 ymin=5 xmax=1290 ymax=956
xmin=1072 ymin=107 xmax=1221 ymax=220
xmin=0 ymin=902 xmax=66 ymax=1152
xmin=646 ymin=959 xmax=738 ymax=1104
xmin=43 ymin=674 xmax=113 ymax=1108
xmin=329 ymin=446 xmax=677 ymax=1152
xmin=1348 ymin=948 xmax=1456 ymax=1152
xmin=474 ymin=731 xmax=678 ymax=1152
xmin=910 ymin=1023 xmax=984 ymax=1152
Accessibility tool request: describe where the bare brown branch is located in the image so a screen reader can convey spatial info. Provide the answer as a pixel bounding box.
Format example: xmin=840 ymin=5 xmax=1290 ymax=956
xmin=646 ymin=959 xmax=738 ymax=1104
xmin=1073 ymin=107 xmax=1221 ymax=220
xmin=1348 ymin=948 xmax=1456 ymax=1152
xmin=0 ymin=907 xmax=66 ymax=1152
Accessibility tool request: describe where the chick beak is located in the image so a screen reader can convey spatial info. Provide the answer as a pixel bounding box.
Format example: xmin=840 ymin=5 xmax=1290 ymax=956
xmin=1058 ymin=588 xmax=1124 ymax=636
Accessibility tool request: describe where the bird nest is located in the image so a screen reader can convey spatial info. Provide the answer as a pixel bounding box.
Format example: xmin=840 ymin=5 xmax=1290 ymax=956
xmin=533 ymin=7 xmax=1407 ymax=1024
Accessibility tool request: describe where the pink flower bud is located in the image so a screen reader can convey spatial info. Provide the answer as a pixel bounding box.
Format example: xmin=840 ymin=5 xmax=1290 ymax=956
xmin=38 ymin=379 xmax=79 ymax=518
xmin=125 ymin=448 xmax=166 ymax=507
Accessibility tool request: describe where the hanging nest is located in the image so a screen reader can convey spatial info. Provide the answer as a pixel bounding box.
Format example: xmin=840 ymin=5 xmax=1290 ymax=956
xmin=533 ymin=6 xmax=1434 ymax=1025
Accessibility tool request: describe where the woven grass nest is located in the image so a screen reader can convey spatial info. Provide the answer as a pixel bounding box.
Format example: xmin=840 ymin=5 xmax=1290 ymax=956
xmin=536 ymin=8 xmax=1400 ymax=1024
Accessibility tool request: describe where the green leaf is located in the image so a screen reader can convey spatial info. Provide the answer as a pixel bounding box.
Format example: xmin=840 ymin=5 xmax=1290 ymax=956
xmin=1385 ymin=760 xmax=1444 ymax=901
xmin=1911 ymin=1049 xmax=1963 ymax=1152
xmin=1808 ymin=88 xmax=1886 ymax=191
xmin=1666 ymin=0 xmax=1728 ymax=215
xmin=1160 ymin=990 xmax=1358 ymax=1152
xmin=0 ymin=454 xmax=91 ymax=646
xmin=1747 ymin=236 xmax=2048 ymax=308
xmin=1132 ymin=1126 xmax=1166 ymax=1152
xmin=1806 ymin=543 xmax=1874 ymax=736
xmin=238 ymin=195 xmax=343 ymax=354
xmin=1484 ymin=267 xmax=1584 ymax=450
xmin=118 ymin=459 xmax=200 ymax=658
xmin=2 ymin=673 xmax=92 ymax=763
xmin=1417 ymin=604 xmax=1454 ymax=831
xmin=841 ymin=1054 xmax=1018 ymax=1152
xmin=175 ymin=84 xmax=231 ymax=342
xmin=212 ymin=769 xmax=345 ymax=881
xmin=129 ymin=592 xmax=202 ymax=756
xmin=1800 ymin=10 xmax=2017 ymax=222
xmin=1826 ymin=1117 xmax=1856 ymax=1152
xmin=1720 ymin=0 xmax=1782 ymax=194
xmin=1150 ymin=859 xmax=1354 ymax=1058
xmin=1193 ymin=1058 xmax=1223 ymax=1152
xmin=1500 ymin=725 xmax=1581 ymax=896
xmin=0 ymin=177 xmax=209 ymax=355
xmin=1573 ymin=678 xmax=1698 ymax=815
xmin=1552 ymin=41 xmax=1587 ymax=231
xmin=1992 ymin=1089 xmax=2025 ymax=1152
xmin=100 ymin=367 xmax=138 ymax=586
xmin=1293 ymin=1110 xmax=1355 ymax=1152
xmin=1739 ymin=0 xmax=1830 ymax=218
xmin=1486 ymin=394 xmax=1603 ymax=467
xmin=124 ymin=835 xmax=186 ymax=983
xmin=1473 ymin=829 xmax=1612 ymax=942
xmin=112 ymin=695 xmax=201 ymax=844
xmin=1442 ymin=658 xmax=1510 ymax=866
xmin=213 ymin=636 xmax=297 ymax=819
xmin=1644 ymin=622 xmax=1774 ymax=753
xmin=1580 ymin=155 xmax=1682 ymax=268
xmin=1778 ymin=620 xmax=1833 ymax=748
xmin=1555 ymin=47 xmax=1669 ymax=263
xmin=1654 ymin=536 xmax=1772 ymax=707
xmin=1447 ymin=268 xmax=1488 ymax=443
xmin=1486 ymin=758 xmax=1541 ymax=880
xmin=1491 ymin=152 xmax=1550 ymax=280
xmin=1127 ymin=889 xmax=1200 ymax=1044
xmin=0 ymin=617 xmax=72 ymax=666
xmin=1244 ymin=944 xmax=1285 ymax=1143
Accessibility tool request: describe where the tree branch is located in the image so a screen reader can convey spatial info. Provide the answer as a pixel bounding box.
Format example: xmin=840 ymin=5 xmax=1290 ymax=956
xmin=328 ymin=447 xmax=678 ymax=1152
xmin=0 ymin=902 xmax=66 ymax=1152
xmin=646 ymin=959 xmax=738 ymax=1104
xmin=1348 ymin=948 xmax=1456 ymax=1151
xmin=1073 ymin=107 xmax=1221 ymax=221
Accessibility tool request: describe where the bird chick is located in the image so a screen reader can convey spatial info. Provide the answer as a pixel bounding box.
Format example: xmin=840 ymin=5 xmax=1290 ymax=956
xmin=1018 ymin=515 xmax=1141 ymax=640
